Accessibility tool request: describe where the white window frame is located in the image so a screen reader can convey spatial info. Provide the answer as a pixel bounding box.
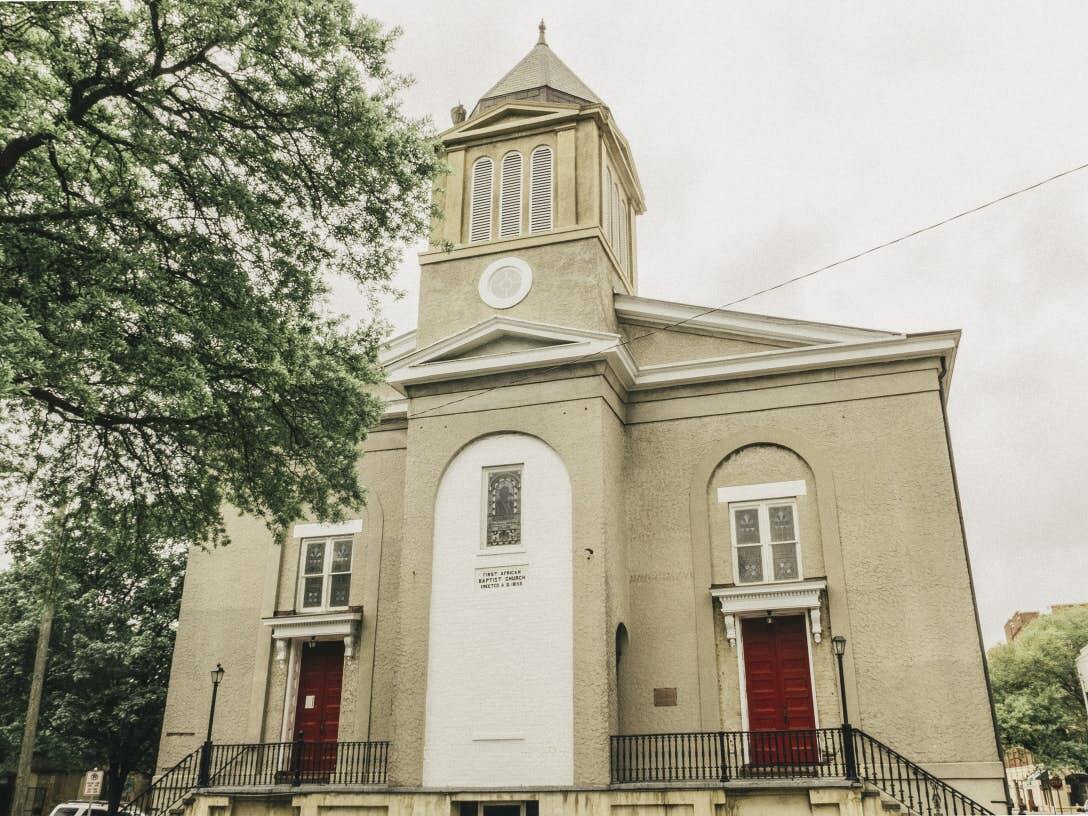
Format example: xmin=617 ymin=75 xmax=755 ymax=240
xmin=727 ymin=498 xmax=803 ymax=586
xmin=479 ymin=463 xmax=525 ymax=554
xmin=297 ymin=535 xmax=354 ymax=612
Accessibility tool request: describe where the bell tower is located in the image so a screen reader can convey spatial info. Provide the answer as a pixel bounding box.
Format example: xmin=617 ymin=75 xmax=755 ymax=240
xmin=415 ymin=22 xmax=646 ymax=348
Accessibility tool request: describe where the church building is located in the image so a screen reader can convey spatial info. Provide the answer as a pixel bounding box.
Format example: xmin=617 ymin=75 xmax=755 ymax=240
xmin=154 ymin=24 xmax=1008 ymax=816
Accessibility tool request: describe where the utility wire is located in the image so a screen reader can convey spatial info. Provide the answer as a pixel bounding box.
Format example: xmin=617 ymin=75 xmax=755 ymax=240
xmin=407 ymin=158 xmax=1088 ymax=419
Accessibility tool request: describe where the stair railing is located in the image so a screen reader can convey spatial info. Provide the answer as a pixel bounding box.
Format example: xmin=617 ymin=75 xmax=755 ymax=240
xmin=852 ymin=728 xmax=993 ymax=816
xmin=120 ymin=747 xmax=203 ymax=816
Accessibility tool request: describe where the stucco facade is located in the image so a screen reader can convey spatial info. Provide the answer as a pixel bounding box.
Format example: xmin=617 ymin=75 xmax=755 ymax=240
xmin=157 ymin=25 xmax=1007 ymax=816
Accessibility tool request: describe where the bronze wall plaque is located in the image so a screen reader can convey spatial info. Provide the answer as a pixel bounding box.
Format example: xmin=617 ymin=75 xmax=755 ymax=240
xmin=653 ymin=687 xmax=677 ymax=707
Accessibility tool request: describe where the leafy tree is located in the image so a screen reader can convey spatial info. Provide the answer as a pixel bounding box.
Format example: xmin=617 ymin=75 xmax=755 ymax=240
xmin=0 ymin=0 xmax=440 ymax=551
xmin=0 ymin=532 xmax=186 ymax=814
xmin=989 ymin=607 xmax=1088 ymax=770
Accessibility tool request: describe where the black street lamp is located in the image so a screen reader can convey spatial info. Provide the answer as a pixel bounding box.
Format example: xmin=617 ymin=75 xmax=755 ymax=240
xmin=198 ymin=664 xmax=225 ymax=787
xmin=831 ymin=636 xmax=849 ymax=725
xmin=831 ymin=636 xmax=858 ymax=780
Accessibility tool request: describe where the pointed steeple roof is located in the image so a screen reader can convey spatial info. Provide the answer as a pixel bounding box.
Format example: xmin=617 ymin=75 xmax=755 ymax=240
xmin=473 ymin=21 xmax=602 ymax=115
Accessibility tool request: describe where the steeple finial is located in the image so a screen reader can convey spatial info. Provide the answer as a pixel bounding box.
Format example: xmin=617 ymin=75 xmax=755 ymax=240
xmin=537 ymin=19 xmax=547 ymax=45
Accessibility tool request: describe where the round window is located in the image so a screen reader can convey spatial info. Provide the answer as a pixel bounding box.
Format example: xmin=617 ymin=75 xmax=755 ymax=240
xmin=478 ymin=257 xmax=533 ymax=309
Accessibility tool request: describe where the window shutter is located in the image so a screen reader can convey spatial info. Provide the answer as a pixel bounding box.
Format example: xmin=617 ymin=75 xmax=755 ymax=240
xmin=469 ymin=157 xmax=494 ymax=243
xmin=530 ymin=146 xmax=554 ymax=233
xmin=499 ymin=152 xmax=523 ymax=238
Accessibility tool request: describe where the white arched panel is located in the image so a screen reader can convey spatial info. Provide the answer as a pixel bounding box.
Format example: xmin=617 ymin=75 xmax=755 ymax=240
xmin=422 ymin=434 xmax=574 ymax=787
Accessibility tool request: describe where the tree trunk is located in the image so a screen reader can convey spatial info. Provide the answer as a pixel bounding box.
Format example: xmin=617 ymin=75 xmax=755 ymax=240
xmin=11 ymin=600 xmax=55 ymax=816
xmin=105 ymin=766 xmax=126 ymax=816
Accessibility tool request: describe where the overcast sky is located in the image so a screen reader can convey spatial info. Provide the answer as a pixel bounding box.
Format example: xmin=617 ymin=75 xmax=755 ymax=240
xmin=346 ymin=1 xmax=1088 ymax=646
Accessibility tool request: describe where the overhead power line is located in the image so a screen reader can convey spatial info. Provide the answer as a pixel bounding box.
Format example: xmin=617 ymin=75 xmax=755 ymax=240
xmin=407 ymin=158 xmax=1088 ymax=419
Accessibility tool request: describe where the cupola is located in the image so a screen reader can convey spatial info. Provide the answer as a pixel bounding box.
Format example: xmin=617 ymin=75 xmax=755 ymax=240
xmin=416 ymin=23 xmax=646 ymax=347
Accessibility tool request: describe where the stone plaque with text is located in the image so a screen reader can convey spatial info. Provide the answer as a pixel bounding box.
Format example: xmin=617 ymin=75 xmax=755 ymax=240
xmin=476 ymin=564 xmax=527 ymax=590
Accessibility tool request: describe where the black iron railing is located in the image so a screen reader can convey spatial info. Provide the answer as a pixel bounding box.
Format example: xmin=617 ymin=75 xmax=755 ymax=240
xmin=610 ymin=727 xmax=992 ymax=815
xmin=205 ymin=740 xmax=389 ymax=787
xmin=122 ymin=747 xmax=203 ymax=816
xmin=610 ymin=728 xmax=847 ymax=783
xmin=120 ymin=740 xmax=388 ymax=816
xmin=854 ymin=729 xmax=991 ymax=816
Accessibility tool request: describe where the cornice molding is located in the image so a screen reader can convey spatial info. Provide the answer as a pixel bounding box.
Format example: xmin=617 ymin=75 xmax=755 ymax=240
xmin=417 ymin=225 xmax=603 ymax=266
xmin=711 ymin=579 xmax=828 ymax=647
xmin=631 ymin=334 xmax=958 ymax=392
xmin=261 ymin=610 xmax=363 ymax=660
xmin=615 ymin=295 xmax=902 ymax=345
xmin=380 ymin=315 xmax=957 ymax=407
xmin=379 ymin=330 xmax=417 ymax=366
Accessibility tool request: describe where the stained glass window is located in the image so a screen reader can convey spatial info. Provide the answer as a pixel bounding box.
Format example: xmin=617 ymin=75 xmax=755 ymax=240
xmin=737 ymin=546 xmax=764 ymax=582
xmin=729 ymin=499 xmax=801 ymax=584
xmin=734 ymin=508 xmax=761 ymax=544
xmin=485 ymin=468 xmax=522 ymax=548
xmin=769 ymin=505 xmax=795 ymax=542
xmin=299 ymin=536 xmax=353 ymax=610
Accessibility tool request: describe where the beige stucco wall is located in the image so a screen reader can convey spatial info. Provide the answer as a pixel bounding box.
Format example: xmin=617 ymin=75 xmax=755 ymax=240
xmin=617 ymin=359 xmax=1002 ymax=803
xmin=158 ymin=510 xmax=280 ymax=770
xmin=619 ymin=324 xmax=790 ymax=367
xmin=415 ymin=234 xmax=625 ymax=348
xmin=157 ymin=424 xmax=407 ymax=771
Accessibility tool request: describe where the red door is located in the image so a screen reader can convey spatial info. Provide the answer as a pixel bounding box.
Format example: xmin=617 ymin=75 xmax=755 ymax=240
xmin=293 ymin=640 xmax=344 ymax=776
xmin=741 ymin=616 xmax=817 ymax=766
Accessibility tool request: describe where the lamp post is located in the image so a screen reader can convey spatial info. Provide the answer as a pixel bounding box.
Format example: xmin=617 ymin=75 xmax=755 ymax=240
xmin=197 ymin=664 xmax=225 ymax=787
xmin=831 ymin=636 xmax=858 ymax=780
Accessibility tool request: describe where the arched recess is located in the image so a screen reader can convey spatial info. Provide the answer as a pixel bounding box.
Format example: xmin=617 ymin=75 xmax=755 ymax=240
xmin=422 ymin=432 xmax=574 ymax=787
xmin=614 ymin=623 xmax=630 ymax=733
xmin=686 ymin=429 xmax=857 ymax=731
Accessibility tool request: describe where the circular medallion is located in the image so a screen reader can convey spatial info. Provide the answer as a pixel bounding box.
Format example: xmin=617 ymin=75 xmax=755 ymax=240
xmin=478 ymin=256 xmax=533 ymax=309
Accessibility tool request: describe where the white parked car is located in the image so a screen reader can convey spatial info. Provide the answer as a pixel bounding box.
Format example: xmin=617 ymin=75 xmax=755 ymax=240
xmin=48 ymin=802 xmax=145 ymax=816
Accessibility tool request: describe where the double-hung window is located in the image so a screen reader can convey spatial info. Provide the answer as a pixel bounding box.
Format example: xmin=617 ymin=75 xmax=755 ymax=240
xmin=299 ymin=536 xmax=353 ymax=611
xmin=729 ymin=500 xmax=801 ymax=584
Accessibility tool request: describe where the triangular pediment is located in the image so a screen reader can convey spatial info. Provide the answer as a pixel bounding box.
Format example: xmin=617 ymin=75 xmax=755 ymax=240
xmin=384 ymin=317 xmax=635 ymax=395
xmin=430 ymin=332 xmax=574 ymax=362
xmin=443 ymin=102 xmax=582 ymax=140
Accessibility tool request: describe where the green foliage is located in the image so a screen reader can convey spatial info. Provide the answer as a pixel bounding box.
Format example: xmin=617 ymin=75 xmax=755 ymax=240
xmin=0 ymin=534 xmax=186 ymax=784
xmin=0 ymin=0 xmax=440 ymax=549
xmin=989 ymin=607 xmax=1088 ymax=770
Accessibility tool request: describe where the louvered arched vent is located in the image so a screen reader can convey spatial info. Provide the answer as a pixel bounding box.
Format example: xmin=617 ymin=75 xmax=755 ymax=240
xmin=499 ymin=151 xmax=523 ymax=238
xmin=469 ymin=157 xmax=494 ymax=243
xmin=530 ymin=146 xmax=554 ymax=233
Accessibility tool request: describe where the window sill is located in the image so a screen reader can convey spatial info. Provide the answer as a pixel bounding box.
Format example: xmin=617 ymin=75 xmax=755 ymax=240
xmin=477 ymin=546 xmax=526 ymax=557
